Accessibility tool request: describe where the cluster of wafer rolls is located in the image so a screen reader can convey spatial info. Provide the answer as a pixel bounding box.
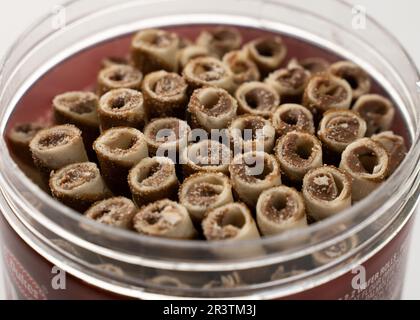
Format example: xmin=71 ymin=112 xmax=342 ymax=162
xmin=7 ymin=26 xmax=407 ymax=242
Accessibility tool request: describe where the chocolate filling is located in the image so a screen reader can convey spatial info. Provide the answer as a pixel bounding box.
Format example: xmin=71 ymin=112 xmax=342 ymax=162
xmin=149 ymin=120 xmax=182 ymax=143
xmin=153 ymin=74 xmax=185 ymax=97
xmin=186 ymin=182 xmax=224 ymax=206
xmin=139 ymin=162 xmax=173 ymax=187
xmin=207 ymin=208 xmax=245 ymax=240
xmin=244 ymin=88 xmax=276 ymax=111
xmin=313 ymin=79 xmax=348 ymax=106
xmin=346 ymin=146 xmax=380 ymax=174
xmin=193 ymin=61 xmax=226 ymax=82
xmin=239 ymin=118 xmax=265 ymax=141
xmin=276 ymin=68 xmax=307 ymax=89
xmin=89 ymin=200 xmax=132 ymax=222
xmin=141 ymin=202 xmax=182 ymax=231
xmin=324 ymin=116 xmax=360 ymax=143
xmin=232 ymin=156 xmax=273 ymax=183
xmin=262 ymin=193 xmax=297 ymax=222
xmin=198 ymin=91 xmax=232 ymax=117
xmin=190 ymin=142 xmax=230 ymax=167
xmin=106 ymin=67 xmax=140 ymax=84
xmin=58 ymin=95 xmax=96 ymax=114
xmin=57 ymin=164 xmax=96 ymax=190
xmin=281 ymin=135 xmax=316 ymax=166
xmin=307 ymin=172 xmax=342 ymax=201
xmin=108 ymin=92 xmax=141 ymax=111
xmin=278 ymin=109 xmax=311 ymax=131
xmin=39 ymin=132 xmax=72 ymax=149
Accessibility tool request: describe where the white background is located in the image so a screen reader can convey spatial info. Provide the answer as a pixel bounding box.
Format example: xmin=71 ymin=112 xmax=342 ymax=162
xmin=0 ymin=0 xmax=419 ymax=299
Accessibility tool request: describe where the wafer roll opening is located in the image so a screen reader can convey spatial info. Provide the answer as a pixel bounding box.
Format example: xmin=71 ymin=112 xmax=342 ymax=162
xmin=182 ymin=56 xmax=234 ymax=92
xmin=131 ymin=29 xmax=180 ymax=73
xmin=318 ymin=109 xmax=367 ymax=153
xmin=98 ymin=88 xmax=146 ymax=131
xmin=30 ymin=124 xmax=88 ymax=175
xmin=256 ymin=186 xmax=307 ymax=236
xmin=85 ymin=197 xmax=137 ymax=229
xmin=188 ymin=87 xmax=237 ymax=131
xmin=133 ymin=199 xmax=197 ymax=239
xmin=179 ymin=172 xmax=233 ymax=222
xmin=142 ymin=70 xmax=188 ymax=119
xmin=329 ymin=61 xmax=371 ymax=100
xmin=272 ymin=104 xmax=315 ymax=137
xmin=128 ymin=157 xmax=179 ymax=206
xmin=202 ymin=203 xmax=260 ymax=241
xmin=235 ymin=81 xmax=280 ymax=117
xmin=229 ymin=114 xmax=276 ymax=153
xmin=303 ymin=73 xmax=352 ymax=115
xmin=182 ymin=140 xmax=232 ymax=177
xmin=97 ymin=65 xmax=143 ymax=95
xmin=302 ymin=166 xmax=352 ymax=220
xmin=339 ymin=138 xmax=389 ymax=201
xmin=352 ymin=94 xmax=395 ymax=136
xmin=196 ymin=27 xmax=242 ymax=59
xmin=49 ymin=162 xmax=111 ymax=212
xmin=245 ymin=36 xmax=287 ymax=76
xmin=275 ymin=131 xmax=323 ymax=182
xmin=229 ymin=152 xmax=281 ymax=207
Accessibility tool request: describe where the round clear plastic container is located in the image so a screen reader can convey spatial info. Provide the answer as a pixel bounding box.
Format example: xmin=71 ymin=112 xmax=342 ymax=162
xmin=0 ymin=0 xmax=419 ymax=299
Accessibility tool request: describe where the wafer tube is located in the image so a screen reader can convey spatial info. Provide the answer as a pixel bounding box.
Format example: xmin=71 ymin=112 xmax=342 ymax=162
xmin=179 ymin=172 xmax=233 ymax=222
xmin=288 ymin=57 xmax=330 ymax=74
xmin=98 ymin=88 xmax=146 ymax=132
xmin=229 ymin=152 xmax=281 ymax=207
xmin=228 ymin=114 xmax=276 ymax=153
xmin=142 ymin=70 xmax=188 ymax=119
xmin=202 ymin=202 xmax=260 ymax=241
xmin=303 ymin=73 xmax=352 ymax=116
xmin=256 ymin=186 xmax=307 ymax=236
xmin=372 ymin=131 xmax=407 ymax=175
xmin=222 ymin=50 xmax=260 ymax=89
xmin=7 ymin=122 xmax=46 ymax=165
xmin=128 ymin=157 xmax=179 ymax=207
xmin=352 ymin=94 xmax=395 ymax=136
xmin=143 ymin=117 xmax=190 ymax=159
xmin=318 ymin=109 xmax=367 ymax=153
xmin=181 ymin=140 xmax=232 ymax=177
xmin=93 ymin=127 xmax=148 ymax=195
xmin=329 ymin=61 xmax=371 ymax=100
xmin=133 ymin=199 xmax=197 ymax=239
xmin=235 ymin=81 xmax=280 ymax=117
xmin=245 ymin=36 xmax=287 ymax=76
xmin=196 ymin=27 xmax=242 ymax=59
xmin=182 ymin=57 xmax=234 ymax=93
xmin=188 ymin=87 xmax=237 ymax=131
xmin=275 ymin=131 xmax=323 ymax=182
xmin=85 ymin=197 xmax=137 ymax=229
xmin=265 ymin=67 xmax=310 ymax=102
xmin=30 ymin=124 xmax=89 ymax=178
xmin=339 ymin=138 xmax=390 ymax=201
xmin=49 ymin=162 xmax=111 ymax=212
xmin=272 ymin=104 xmax=315 ymax=137
xmin=302 ymin=166 xmax=352 ymax=221
xmin=131 ymin=29 xmax=180 ymax=73
xmin=97 ymin=65 xmax=143 ymax=96
xmin=53 ymin=91 xmax=100 ymax=150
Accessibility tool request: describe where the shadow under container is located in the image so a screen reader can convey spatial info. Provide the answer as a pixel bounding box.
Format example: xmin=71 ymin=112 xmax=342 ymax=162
xmin=0 ymin=0 xmax=420 ymax=299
